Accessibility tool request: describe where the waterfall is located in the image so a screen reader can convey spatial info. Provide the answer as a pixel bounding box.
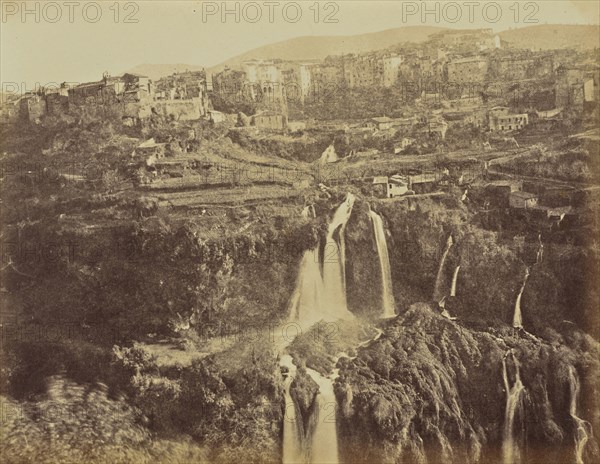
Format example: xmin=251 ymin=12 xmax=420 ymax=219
xmin=502 ymin=351 xmax=525 ymax=464
xmin=281 ymin=355 xmax=305 ymax=464
xmin=319 ymin=194 xmax=355 ymax=323
xmin=568 ymin=366 xmax=591 ymax=464
xmin=450 ymin=265 xmax=460 ymax=297
xmin=513 ymin=268 xmax=530 ymax=329
xmin=281 ymin=194 xmax=358 ymax=463
xmin=369 ymin=210 xmax=396 ymax=318
xmin=287 ymin=250 xmax=324 ymax=324
xmin=433 ymin=235 xmax=453 ymax=302
xmin=536 ymin=234 xmax=544 ymax=264
xmin=288 ymin=194 xmax=355 ymax=326
xmin=305 ymin=367 xmax=340 ymax=464
xmin=301 ymin=205 xmax=316 ymax=219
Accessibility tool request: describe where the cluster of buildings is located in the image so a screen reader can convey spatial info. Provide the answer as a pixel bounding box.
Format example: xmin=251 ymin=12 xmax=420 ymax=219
xmin=209 ymin=28 xmax=597 ymax=133
xmin=209 ymin=29 xmax=579 ymax=102
xmin=2 ymin=28 xmax=598 ymax=138
xmin=484 ymin=180 xmax=576 ymax=222
xmin=2 ymin=70 xmax=212 ymax=125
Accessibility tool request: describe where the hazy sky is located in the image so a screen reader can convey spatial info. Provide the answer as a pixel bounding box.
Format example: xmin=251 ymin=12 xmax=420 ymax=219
xmin=1 ymin=0 xmax=599 ymax=87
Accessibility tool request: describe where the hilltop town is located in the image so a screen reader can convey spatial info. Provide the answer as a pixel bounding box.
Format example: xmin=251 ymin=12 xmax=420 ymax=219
xmin=2 ymin=28 xmax=598 ymax=204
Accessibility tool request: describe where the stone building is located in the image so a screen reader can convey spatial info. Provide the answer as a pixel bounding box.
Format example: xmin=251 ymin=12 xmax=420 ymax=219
xmin=447 ymin=56 xmax=488 ymax=83
xmin=509 ymin=191 xmax=539 ymax=209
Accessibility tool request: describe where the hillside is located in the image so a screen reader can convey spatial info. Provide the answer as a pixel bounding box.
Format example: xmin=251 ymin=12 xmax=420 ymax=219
xmin=206 ymin=26 xmax=446 ymax=73
xmin=499 ymin=24 xmax=600 ymax=50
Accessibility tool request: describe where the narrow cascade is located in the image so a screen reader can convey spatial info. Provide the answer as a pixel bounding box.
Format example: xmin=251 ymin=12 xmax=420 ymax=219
xmin=321 ymin=194 xmax=355 ymax=323
xmin=502 ymin=351 xmax=526 ymax=464
xmin=281 ymin=355 xmax=305 ymax=464
xmin=568 ymin=366 xmax=591 ymax=464
xmin=301 ymin=205 xmax=316 ymax=219
xmin=536 ymin=234 xmax=544 ymax=264
xmin=513 ymin=268 xmax=530 ymax=329
xmin=305 ymin=367 xmax=340 ymax=464
xmin=433 ymin=235 xmax=453 ymax=302
xmin=369 ymin=210 xmax=396 ymax=318
xmin=450 ymin=265 xmax=461 ymax=297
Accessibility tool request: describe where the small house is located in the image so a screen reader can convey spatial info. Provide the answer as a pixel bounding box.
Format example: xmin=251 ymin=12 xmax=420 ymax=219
xmin=369 ymin=116 xmax=394 ymax=131
xmin=394 ymin=137 xmax=415 ymax=153
xmin=133 ymin=138 xmax=166 ymax=167
xmin=408 ymin=172 xmax=439 ymax=193
xmin=372 ymin=175 xmax=409 ymax=198
xmin=387 ymin=174 xmax=409 ymax=197
xmin=509 ymin=191 xmax=538 ymax=209
xmin=252 ymin=111 xmax=288 ymax=131
xmin=485 ymin=180 xmax=522 ymax=207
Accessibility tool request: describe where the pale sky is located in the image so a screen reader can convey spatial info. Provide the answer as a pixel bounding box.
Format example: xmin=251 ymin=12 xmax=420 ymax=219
xmin=1 ymin=0 xmax=599 ymax=87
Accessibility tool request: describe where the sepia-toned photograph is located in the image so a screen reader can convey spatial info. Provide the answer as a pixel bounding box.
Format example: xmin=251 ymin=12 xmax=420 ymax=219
xmin=1 ymin=1 xmax=599 ymax=463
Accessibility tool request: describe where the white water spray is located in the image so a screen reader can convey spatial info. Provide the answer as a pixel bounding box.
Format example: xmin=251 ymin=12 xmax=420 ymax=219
xmin=502 ymin=350 xmax=525 ymax=464
xmin=321 ymin=194 xmax=355 ymax=324
xmin=513 ymin=268 xmax=530 ymax=329
xmin=433 ymin=236 xmax=453 ymax=302
xmin=568 ymin=366 xmax=592 ymax=464
xmin=282 ymin=355 xmax=305 ymax=464
xmin=289 ymin=195 xmax=355 ymax=327
xmin=369 ymin=210 xmax=396 ymax=318
xmin=305 ymin=367 xmax=340 ymax=464
xmin=450 ymin=265 xmax=460 ymax=297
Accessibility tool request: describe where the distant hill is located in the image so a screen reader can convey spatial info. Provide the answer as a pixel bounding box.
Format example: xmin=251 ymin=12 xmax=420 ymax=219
xmin=206 ymin=26 xmax=447 ymax=73
xmin=125 ymin=24 xmax=598 ymax=80
xmin=499 ymin=24 xmax=599 ymax=51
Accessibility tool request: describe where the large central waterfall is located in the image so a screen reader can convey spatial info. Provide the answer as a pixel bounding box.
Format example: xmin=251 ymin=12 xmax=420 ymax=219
xmin=513 ymin=268 xmax=530 ymax=329
xmin=369 ymin=210 xmax=396 ymax=318
xmin=433 ymin=235 xmax=453 ymax=302
xmin=289 ymin=194 xmax=355 ymax=326
xmin=568 ymin=366 xmax=591 ymax=464
xmin=502 ymin=350 xmax=525 ymax=464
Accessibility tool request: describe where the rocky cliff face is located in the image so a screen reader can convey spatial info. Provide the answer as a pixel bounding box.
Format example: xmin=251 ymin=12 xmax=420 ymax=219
xmin=336 ymin=303 xmax=600 ymax=464
xmin=333 ymin=195 xmax=599 ymax=463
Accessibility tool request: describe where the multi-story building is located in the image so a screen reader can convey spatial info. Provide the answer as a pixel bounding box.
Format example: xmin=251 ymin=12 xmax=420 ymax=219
xmin=489 ymin=107 xmax=529 ymax=131
xmin=447 ymin=56 xmax=488 ymax=83
xmin=382 ymin=54 xmax=403 ymax=87
xmin=242 ymin=60 xmax=286 ymax=111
